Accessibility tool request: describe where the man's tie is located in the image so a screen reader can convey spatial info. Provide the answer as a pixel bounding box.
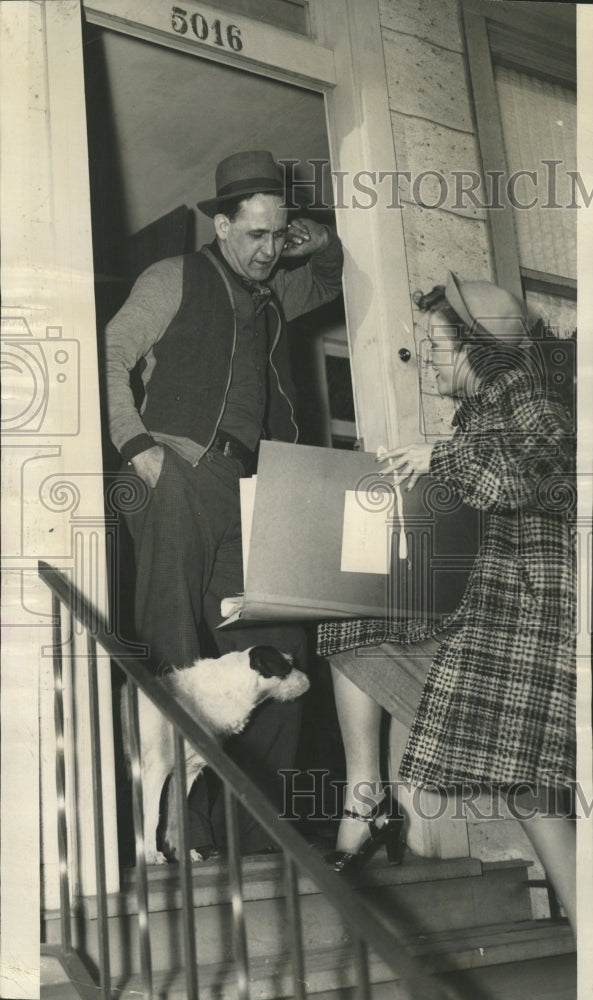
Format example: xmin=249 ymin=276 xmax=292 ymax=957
xmin=241 ymin=278 xmax=273 ymax=316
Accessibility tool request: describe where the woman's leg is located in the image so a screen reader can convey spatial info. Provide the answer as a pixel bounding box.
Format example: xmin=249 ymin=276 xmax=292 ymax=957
xmin=330 ymin=664 xmax=384 ymax=852
xmin=517 ymin=804 xmax=576 ymax=935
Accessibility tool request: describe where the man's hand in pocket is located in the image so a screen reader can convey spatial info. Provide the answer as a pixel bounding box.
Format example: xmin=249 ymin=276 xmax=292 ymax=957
xmin=131 ymin=445 xmax=165 ymax=488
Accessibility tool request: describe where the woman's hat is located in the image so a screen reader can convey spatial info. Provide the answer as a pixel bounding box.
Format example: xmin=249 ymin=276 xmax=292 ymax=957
xmin=197 ymin=150 xmax=286 ymax=217
xmin=445 ymin=272 xmax=530 ymax=347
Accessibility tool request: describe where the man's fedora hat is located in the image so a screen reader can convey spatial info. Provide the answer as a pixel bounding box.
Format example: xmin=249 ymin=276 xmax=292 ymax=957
xmin=197 ymin=150 xmax=286 ymax=217
xmin=445 ymin=271 xmax=530 ymax=347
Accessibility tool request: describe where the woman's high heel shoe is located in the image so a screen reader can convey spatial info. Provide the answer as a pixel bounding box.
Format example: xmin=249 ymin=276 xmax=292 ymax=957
xmin=324 ymin=794 xmax=406 ymax=874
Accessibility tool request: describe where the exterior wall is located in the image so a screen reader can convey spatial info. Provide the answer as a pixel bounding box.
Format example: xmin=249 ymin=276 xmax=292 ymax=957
xmin=378 ymin=0 xmax=493 ymax=439
xmin=1 ymin=5 xmax=118 ymax=993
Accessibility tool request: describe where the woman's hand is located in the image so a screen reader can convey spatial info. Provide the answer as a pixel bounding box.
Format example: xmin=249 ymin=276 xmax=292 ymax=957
xmin=377 ymin=442 xmax=435 ymax=491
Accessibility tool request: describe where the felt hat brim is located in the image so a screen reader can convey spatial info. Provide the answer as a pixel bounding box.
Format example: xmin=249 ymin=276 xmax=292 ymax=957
xmin=197 ymin=180 xmax=288 ymax=218
xmin=445 ymin=271 xmax=530 ymax=347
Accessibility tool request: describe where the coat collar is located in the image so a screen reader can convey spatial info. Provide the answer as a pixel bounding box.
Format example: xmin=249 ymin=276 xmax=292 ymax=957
xmin=452 ymin=371 xmax=514 ymax=428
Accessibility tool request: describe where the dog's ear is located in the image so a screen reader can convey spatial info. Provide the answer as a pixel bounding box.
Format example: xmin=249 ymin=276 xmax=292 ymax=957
xmin=249 ymin=646 xmax=292 ymax=678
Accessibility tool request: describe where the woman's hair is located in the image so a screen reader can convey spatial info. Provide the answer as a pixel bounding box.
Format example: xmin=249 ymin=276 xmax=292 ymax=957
xmin=413 ymin=284 xmax=531 ymax=389
xmin=413 ymin=285 xmax=456 ymax=319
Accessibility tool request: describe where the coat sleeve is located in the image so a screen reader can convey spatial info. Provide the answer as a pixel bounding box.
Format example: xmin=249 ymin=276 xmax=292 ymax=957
xmin=104 ymin=258 xmax=183 ymax=460
xmin=429 ymin=372 xmax=575 ymax=513
xmin=270 ymin=228 xmax=344 ymax=322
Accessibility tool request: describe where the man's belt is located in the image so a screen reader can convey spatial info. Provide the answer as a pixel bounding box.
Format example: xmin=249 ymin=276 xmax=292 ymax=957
xmin=211 ymin=431 xmax=257 ymax=471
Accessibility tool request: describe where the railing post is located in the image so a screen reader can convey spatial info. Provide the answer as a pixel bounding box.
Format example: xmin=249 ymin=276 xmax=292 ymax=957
xmin=173 ymin=733 xmax=199 ymax=999
xmin=126 ymin=682 xmax=154 ymax=999
xmin=224 ymin=786 xmax=250 ymax=1000
xmin=353 ymin=937 xmax=371 ymax=1000
xmin=51 ymin=594 xmax=72 ymax=952
xmin=86 ymin=633 xmax=111 ymax=998
xmin=285 ymin=857 xmax=306 ymax=1000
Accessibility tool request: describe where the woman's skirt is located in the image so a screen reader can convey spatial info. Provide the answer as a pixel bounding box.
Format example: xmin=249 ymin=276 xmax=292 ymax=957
xmin=327 ymin=635 xmax=444 ymax=729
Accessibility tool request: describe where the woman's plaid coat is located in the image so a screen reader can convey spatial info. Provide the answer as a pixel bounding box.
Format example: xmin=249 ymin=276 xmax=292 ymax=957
xmin=318 ymin=367 xmax=576 ymax=787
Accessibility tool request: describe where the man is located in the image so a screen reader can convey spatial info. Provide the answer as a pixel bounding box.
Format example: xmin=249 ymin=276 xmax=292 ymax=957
xmin=105 ymin=150 xmax=344 ymax=854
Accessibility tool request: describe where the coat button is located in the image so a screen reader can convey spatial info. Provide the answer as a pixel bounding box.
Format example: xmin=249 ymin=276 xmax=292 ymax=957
xmin=175 ymin=394 xmax=181 ymax=401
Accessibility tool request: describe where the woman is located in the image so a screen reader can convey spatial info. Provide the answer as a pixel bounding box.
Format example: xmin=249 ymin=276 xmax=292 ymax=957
xmin=319 ymin=273 xmax=577 ymax=933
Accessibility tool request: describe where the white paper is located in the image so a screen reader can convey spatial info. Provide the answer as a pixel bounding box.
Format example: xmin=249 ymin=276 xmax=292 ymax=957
xmin=340 ymin=490 xmax=391 ymax=574
xmin=220 ymin=595 xmax=244 ymax=619
xmin=393 ymin=480 xmax=408 ymax=560
xmin=239 ymin=475 xmax=257 ymax=577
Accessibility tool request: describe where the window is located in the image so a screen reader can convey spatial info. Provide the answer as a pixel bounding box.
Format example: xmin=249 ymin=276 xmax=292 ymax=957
xmin=324 ymin=335 xmax=357 ymax=448
xmin=462 ymin=1 xmax=576 ymax=338
xmin=494 ymin=64 xmax=576 ymax=336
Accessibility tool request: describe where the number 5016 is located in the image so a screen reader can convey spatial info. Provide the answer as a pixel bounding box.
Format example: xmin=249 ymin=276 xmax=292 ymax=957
xmin=171 ymin=6 xmax=243 ymax=51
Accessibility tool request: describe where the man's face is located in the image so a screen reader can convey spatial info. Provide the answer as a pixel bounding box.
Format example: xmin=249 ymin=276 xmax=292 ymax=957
xmin=215 ymin=194 xmax=288 ymax=281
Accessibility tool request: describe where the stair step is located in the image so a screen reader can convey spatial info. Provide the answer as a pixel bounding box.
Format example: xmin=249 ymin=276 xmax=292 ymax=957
xmin=440 ymin=952 xmax=577 ymax=1000
xmin=110 ymin=852 xmax=490 ymax=915
xmin=113 ymin=920 xmax=575 ymax=1000
xmin=45 ymin=853 xmax=536 ymax=978
xmin=43 ymin=854 xmax=535 ymax=978
xmin=289 ymin=953 xmax=577 ymax=1000
xmin=41 ymin=955 xmax=89 ymax=1000
xmin=72 ymin=851 xmax=531 ymax=918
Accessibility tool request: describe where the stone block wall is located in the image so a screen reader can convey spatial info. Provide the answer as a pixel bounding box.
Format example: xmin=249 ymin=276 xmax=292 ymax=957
xmin=377 ymin=0 xmax=493 ymax=438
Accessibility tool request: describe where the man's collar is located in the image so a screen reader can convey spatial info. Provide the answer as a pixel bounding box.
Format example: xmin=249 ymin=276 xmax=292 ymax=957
xmin=210 ymin=240 xmax=274 ymax=313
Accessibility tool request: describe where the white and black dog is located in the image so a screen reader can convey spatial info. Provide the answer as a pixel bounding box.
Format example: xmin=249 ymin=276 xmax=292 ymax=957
xmin=122 ymin=646 xmax=309 ymax=864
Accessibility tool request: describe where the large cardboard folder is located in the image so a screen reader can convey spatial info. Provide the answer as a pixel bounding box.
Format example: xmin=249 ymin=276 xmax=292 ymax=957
xmin=220 ymin=441 xmax=480 ymax=624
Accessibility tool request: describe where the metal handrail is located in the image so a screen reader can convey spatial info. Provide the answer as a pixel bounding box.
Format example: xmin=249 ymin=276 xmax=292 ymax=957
xmin=39 ymin=559 xmax=460 ymax=1000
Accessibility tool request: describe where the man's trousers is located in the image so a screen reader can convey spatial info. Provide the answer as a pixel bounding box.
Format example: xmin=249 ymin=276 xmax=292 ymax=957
xmin=122 ymin=445 xmax=307 ymax=854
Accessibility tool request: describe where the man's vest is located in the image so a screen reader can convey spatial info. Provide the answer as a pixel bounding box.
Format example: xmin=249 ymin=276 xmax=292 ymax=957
xmin=141 ymin=248 xmax=298 ymax=451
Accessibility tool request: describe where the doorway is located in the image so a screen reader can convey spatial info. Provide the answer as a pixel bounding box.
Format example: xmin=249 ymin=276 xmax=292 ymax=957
xmin=82 ymin=20 xmax=350 ymax=858
xmin=83 ymin=21 xmax=354 ymax=470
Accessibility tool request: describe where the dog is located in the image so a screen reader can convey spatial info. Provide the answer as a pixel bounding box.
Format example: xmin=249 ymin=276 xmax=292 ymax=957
xmin=121 ymin=646 xmax=309 ymax=864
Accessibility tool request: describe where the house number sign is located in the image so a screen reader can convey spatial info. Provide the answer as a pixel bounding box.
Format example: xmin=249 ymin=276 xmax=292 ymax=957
xmin=171 ymin=6 xmax=243 ymax=51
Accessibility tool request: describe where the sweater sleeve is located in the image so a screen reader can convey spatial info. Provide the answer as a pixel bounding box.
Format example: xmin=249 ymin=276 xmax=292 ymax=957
xmin=429 ymin=372 xmax=575 ymax=513
xmin=270 ymin=228 xmax=344 ymax=322
xmin=104 ymin=258 xmax=183 ymax=459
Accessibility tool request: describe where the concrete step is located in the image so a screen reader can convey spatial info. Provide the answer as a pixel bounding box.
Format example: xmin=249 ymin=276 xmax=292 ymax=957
xmin=41 ymin=955 xmax=90 ymax=1000
xmin=42 ymin=852 xmax=535 ymax=979
xmin=112 ymin=920 xmax=575 ymax=1000
xmin=438 ymin=952 xmax=577 ymax=1000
